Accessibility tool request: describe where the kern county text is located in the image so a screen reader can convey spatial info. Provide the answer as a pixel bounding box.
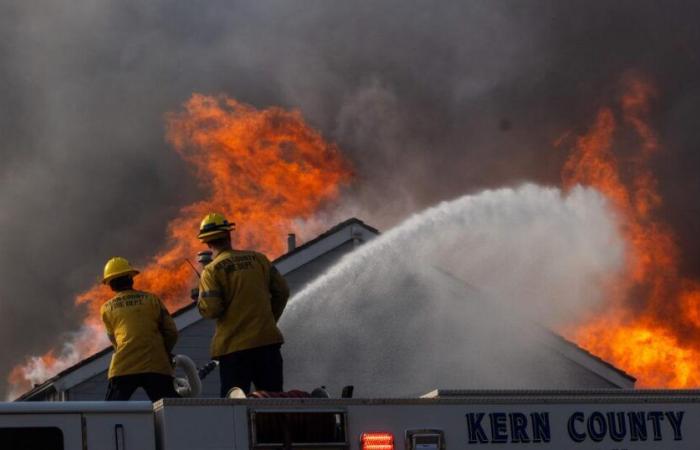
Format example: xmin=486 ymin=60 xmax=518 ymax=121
xmin=465 ymin=410 xmax=684 ymax=444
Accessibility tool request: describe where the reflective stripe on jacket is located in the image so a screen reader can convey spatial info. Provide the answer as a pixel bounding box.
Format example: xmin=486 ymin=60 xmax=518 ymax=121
xmin=197 ymin=249 xmax=289 ymax=358
xmin=100 ymin=290 xmax=178 ymax=378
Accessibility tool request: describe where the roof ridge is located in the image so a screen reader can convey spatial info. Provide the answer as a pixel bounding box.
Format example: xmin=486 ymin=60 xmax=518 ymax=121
xmin=273 ymin=217 xmax=379 ymax=264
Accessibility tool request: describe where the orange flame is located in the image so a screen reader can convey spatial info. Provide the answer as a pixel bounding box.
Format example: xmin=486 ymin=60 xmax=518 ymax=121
xmin=8 ymin=95 xmax=352 ymax=398
xmin=561 ymin=74 xmax=700 ymax=387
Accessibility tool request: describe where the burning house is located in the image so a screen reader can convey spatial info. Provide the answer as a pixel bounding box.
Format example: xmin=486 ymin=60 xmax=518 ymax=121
xmin=5 ymin=0 xmax=700 ymax=407
xmin=18 ymin=218 xmax=634 ymax=402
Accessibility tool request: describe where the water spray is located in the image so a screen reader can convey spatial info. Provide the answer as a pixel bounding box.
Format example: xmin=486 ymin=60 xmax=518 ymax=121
xmin=280 ymin=184 xmax=624 ymax=396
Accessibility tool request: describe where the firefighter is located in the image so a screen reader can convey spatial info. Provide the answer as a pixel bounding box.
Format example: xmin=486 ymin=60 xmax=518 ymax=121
xmin=196 ymin=213 xmax=290 ymax=396
xmin=100 ymin=257 xmax=179 ymax=401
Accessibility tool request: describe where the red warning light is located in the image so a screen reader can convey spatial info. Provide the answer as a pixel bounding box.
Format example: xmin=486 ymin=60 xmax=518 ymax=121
xmin=361 ymin=432 xmax=394 ymax=450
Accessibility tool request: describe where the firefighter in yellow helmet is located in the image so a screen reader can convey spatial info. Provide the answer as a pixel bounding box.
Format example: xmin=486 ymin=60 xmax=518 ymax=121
xmin=100 ymin=257 xmax=179 ymax=401
xmin=196 ymin=213 xmax=290 ymax=396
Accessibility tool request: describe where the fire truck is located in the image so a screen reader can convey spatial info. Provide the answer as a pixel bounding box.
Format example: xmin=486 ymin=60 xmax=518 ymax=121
xmin=2 ymin=389 xmax=699 ymax=450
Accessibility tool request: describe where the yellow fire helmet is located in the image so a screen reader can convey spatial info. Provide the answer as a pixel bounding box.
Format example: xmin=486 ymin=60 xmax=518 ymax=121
xmin=198 ymin=212 xmax=235 ymax=242
xmin=102 ymin=257 xmax=140 ymax=284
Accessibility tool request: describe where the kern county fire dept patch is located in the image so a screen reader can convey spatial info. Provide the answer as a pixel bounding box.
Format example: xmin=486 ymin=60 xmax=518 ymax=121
xmin=214 ymin=254 xmax=255 ymax=273
xmin=107 ymin=294 xmax=145 ymax=310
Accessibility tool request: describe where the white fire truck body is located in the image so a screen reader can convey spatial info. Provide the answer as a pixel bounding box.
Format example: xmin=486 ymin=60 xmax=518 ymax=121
xmin=2 ymin=390 xmax=700 ymax=450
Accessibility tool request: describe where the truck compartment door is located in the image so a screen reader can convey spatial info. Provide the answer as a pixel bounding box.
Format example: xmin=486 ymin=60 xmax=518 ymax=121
xmin=0 ymin=413 xmax=82 ymax=450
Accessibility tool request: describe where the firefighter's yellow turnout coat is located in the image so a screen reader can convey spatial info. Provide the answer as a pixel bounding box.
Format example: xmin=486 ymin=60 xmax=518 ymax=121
xmin=197 ymin=249 xmax=289 ymax=358
xmin=100 ymin=290 xmax=178 ymax=379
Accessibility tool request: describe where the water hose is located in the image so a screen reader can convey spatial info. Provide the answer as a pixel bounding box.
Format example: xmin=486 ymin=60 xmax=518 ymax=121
xmin=172 ymin=354 xmax=202 ymax=398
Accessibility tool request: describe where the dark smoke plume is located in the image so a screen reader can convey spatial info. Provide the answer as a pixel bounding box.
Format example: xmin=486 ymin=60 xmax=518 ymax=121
xmin=1 ymin=0 xmax=699 ymax=396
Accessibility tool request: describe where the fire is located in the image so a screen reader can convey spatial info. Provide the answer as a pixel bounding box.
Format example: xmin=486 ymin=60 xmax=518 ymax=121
xmin=561 ymin=74 xmax=700 ymax=387
xmin=8 ymin=95 xmax=352 ymax=398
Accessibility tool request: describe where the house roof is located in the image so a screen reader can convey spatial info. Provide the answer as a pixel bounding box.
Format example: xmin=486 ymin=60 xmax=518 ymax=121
xmin=275 ymin=218 xmax=379 ymax=264
xmin=548 ymin=331 xmax=636 ymax=384
xmin=17 ymin=216 xmax=635 ymax=400
xmin=426 ymin=267 xmax=637 ymax=388
xmin=17 ymin=218 xmax=379 ymax=401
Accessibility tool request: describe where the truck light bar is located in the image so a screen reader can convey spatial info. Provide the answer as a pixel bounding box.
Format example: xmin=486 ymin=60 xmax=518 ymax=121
xmin=361 ymin=432 xmax=394 ymax=450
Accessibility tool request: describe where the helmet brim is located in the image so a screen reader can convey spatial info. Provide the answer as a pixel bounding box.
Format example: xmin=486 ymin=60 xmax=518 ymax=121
xmin=102 ymin=269 xmax=140 ymax=284
xmin=197 ymin=227 xmax=232 ymax=242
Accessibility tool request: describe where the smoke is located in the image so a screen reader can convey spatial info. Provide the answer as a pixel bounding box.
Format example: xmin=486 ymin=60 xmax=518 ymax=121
xmin=282 ymin=184 xmax=624 ymax=395
xmin=1 ymin=0 xmax=699 ymax=397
